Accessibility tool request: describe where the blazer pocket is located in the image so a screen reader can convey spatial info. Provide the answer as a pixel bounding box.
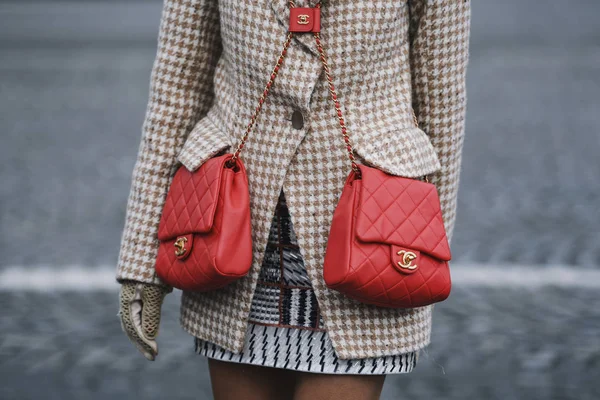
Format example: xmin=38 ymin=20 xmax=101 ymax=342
xmin=177 ymin=115 xmax=233 ymax=172
xmin=351 ymin=126 xmax=442 ymax=178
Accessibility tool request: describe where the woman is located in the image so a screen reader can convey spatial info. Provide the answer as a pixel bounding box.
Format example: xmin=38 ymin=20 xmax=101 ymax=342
xmin=117 ymin=0 xmax=471 ymax=398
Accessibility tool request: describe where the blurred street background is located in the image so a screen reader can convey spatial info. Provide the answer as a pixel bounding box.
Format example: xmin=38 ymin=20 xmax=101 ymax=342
xmin=1 ymin=0 xmax=599 ymax=399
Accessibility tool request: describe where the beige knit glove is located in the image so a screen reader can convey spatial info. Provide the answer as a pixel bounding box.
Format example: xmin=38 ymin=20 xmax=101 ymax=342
xmin=118 ymin=281 xmax=171 ymax=361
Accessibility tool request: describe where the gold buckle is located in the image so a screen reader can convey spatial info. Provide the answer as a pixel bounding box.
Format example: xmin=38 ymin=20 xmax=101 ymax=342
xmin=396 ymin=250 xmax=418 ymax=271
xmin=174 ymin=236 xmax=188 ymax=257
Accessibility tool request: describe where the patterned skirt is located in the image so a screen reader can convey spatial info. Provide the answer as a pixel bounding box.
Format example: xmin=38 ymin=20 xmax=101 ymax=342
xmin=195 ymin=190 xmax=419 ymax=375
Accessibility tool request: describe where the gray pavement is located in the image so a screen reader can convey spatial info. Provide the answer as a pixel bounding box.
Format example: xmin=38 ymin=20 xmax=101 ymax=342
xmin=1 ymin=0 xmax=599 ymax=399
xmin=2 ymin=287 xmax=599 ymax=400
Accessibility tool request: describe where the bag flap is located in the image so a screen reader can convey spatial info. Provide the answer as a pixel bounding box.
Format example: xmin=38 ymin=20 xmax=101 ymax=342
xmin=157 ymin=154 xmax=229 ymax=241
xmin=354 ymin=165 xmax=451 ymax=261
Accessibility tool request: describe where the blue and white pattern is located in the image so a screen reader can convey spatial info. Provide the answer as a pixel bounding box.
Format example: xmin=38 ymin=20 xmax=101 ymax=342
xmin=195 ymin=190 xmax=418 ymax=374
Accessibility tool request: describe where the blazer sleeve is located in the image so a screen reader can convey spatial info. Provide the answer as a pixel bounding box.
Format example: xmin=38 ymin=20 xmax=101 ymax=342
xmin=116 ymin=0 xmax=223 ymax=285
xmin=408 ymin=0 xmax=471 ymax=244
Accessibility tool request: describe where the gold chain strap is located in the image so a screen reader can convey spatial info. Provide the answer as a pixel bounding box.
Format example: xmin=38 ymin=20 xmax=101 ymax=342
xmin=227 ymin=31 xmax=295 ymax=167
xmin=310 ymin=2 xmax=360 ymax=174
xmin=228 ymin=1 xmax=423 ymax=180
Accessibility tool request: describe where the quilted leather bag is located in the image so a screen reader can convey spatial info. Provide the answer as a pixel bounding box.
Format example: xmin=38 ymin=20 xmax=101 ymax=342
xmin=294 ymin=4 xmax=453 ymax=308
xmin=154 ymin=1 xmax=321 ymax=291
xmin=155 ymin=153 xmax=252 ymax=291
xmin=323 ymin=165 xmax=452 ymax=308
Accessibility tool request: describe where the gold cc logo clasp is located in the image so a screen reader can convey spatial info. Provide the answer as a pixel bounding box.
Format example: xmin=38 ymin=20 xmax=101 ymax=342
xmin=396 ymin=250 xmax=418 ymax=271
xmin=297 ymin=14 xmax=310 ymax=25
xmin=174 ymin=236 xmax=188 ymax=257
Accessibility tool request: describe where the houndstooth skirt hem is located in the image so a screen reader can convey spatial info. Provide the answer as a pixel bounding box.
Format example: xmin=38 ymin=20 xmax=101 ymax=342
xmin=194 ymin=190 xmax=419 ymax=375
xmin=195 ymin=323 xmax=418 ymax=375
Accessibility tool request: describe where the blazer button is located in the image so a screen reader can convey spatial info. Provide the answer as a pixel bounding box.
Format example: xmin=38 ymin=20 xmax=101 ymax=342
xmin=291 ymin=109 xmax=304 ymax=130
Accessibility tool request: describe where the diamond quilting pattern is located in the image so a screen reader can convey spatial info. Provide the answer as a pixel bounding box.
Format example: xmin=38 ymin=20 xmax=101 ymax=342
xmin=355 ymin=165 xmax=451 ymax=261
xmin=155 ymin=153 xmax=253 ymax=291
xmin=157 ymin=155 xmax=225 ymax=240
xmin=323 ymin=165 xmax=452 ymax=308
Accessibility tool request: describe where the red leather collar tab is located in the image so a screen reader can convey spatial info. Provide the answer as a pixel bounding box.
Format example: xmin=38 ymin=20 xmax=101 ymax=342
xmin=289 ymin=7 xmax=320 ymax=32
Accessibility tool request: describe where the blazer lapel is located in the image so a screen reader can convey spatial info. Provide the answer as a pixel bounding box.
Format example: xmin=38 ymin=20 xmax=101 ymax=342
xmin=269 ymin=0 xmax=320 ymax=57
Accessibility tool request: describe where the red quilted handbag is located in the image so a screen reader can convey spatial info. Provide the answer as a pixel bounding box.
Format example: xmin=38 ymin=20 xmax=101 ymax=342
xmin=323 ymin=166 xmax=452 ymax=308
xmin=154 ymin=2 xmax=320 ymax=291
xmin=155 ymin=153 xmax=252 ymax=291
xmin=301 ymin=5 xmax=452 ymax=308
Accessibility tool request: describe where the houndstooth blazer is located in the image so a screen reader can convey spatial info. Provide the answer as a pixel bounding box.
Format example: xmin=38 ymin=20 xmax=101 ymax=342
xmin=116 ymin=0 xmax=471 ymax=359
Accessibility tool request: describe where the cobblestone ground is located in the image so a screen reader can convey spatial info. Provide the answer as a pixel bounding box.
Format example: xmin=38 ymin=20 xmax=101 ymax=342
xmin=1 ymin=0 xmax=599 ymax=399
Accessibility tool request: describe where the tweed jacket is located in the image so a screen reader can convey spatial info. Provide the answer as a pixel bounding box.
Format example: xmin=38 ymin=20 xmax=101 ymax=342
xmin=116 ymin=0 xmax=471 ymax=359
